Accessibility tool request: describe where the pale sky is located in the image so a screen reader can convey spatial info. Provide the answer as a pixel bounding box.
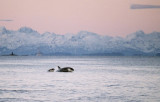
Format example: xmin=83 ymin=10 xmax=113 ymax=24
xmin=0 ymin=0 xmax=160 ymax=36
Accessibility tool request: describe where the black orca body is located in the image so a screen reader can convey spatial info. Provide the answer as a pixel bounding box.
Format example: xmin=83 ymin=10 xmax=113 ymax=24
xmin=48 ymin=68 xmax=55 ymax=72
xmin=57 ymin=66 xmax=74 ymax=72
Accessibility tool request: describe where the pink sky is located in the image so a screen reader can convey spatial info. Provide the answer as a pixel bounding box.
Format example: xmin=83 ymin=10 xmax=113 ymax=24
xmin=0 ymin=0 xmax=160 ymax=36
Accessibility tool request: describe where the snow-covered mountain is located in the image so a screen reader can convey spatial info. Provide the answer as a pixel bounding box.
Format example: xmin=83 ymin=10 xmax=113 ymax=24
xmin=0 ymin=26 xmax=160 ymax=56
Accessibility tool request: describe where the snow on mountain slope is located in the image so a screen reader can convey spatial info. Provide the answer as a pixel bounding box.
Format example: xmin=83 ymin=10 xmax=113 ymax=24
xmin=0 ymin=26 xmax=160 ymax=55
xmin=0 ymin=26 xmax=11 ymax=34
xmin=125 ymin=31 xmax=160 ymax=53
xmin=18 ymin=27 xmax=37 ymax=33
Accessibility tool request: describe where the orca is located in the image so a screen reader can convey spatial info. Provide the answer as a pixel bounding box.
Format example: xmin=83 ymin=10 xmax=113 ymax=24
xmin=57 ymin=66 xmax=74 ymax=72
xmin=48 ymin=68 xmax=55 ymax=72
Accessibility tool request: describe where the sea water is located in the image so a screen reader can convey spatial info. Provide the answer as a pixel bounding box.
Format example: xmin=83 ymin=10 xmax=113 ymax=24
xmin=0 ymin=56 xmax=160 ymax=102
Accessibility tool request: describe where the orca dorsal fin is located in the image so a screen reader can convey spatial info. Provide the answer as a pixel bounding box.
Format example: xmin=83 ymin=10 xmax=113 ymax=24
xmin=58 ymin=66 xmax=61 ymax=69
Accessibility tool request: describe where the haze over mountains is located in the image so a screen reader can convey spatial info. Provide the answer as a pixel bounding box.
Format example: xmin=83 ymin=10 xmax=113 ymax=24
xmin=0 ymin=26 xmax=160 ymax=56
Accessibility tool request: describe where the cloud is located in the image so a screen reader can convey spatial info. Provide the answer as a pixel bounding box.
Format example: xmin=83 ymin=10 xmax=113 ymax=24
xmin=0 ymin=19 xmax=13 ymax=22
xmin=131 ymin=4 xmax=160 ymax=9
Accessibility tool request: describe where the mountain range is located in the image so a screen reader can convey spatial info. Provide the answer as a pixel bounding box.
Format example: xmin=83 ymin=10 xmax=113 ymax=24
xmin=0 ymin=26 xmax=160 ymax=56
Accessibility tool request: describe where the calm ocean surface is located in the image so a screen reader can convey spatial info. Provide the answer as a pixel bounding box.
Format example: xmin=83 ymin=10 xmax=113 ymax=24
xmin=0 ymin=56 xmax=160 ymax=102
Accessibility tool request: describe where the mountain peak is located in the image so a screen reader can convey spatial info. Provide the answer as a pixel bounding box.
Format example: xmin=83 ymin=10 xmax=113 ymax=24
xmin=77 ymin=31 xmax=98 ymax=38
xmin=0 ymin=26 xmax=10 ymax=34
xmin=126 ymin=30 xmax=145 ymax=40
xmin=18 ymin=27 xmax=37 ymax=33
xmin=135 ymin=30 xmax=145 ymax=36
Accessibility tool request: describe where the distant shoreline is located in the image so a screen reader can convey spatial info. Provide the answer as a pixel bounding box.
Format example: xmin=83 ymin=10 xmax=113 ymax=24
xmin=1 ymin=51 xmax=160 ymax=57
xmin=1 ymin=54 xmax=160 ymax=57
